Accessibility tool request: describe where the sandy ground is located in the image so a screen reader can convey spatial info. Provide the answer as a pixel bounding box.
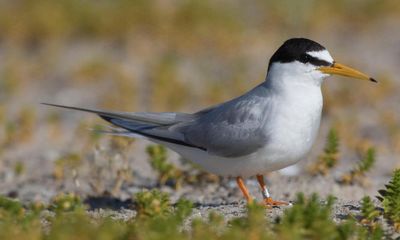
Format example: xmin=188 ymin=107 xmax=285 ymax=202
xmin=0 ymin=139 xmax=395 ymax=233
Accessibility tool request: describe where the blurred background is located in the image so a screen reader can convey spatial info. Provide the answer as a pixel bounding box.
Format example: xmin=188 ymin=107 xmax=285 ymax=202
xmin=0 ymin=0 xmax=400 ymax=202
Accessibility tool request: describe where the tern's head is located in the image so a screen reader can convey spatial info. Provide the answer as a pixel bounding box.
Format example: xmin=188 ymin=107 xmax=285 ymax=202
xmin=266 ymin=38 xmax=376 ymax=87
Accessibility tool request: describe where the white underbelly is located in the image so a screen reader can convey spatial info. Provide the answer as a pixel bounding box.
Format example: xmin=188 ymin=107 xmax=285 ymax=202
xmin=162 ymin=120 xmax=320 ymax=177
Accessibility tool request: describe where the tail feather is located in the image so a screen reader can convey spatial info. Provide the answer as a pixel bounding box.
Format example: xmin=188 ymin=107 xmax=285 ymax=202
xmin=89 ymin=125 xmax=145 ymax=139
xmin=42 ymin=103 xmax=205 ymax=151
xmin=41 ymin=103 xmax=194 ymax=125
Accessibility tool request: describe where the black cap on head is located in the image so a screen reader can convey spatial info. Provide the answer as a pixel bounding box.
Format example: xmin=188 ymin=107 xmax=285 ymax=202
xmin=268 ymin=38 xmax=332 ymax=70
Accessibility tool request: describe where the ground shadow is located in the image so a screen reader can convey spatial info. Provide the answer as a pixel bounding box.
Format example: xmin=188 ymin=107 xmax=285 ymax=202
xmin=84 ymin=196 xmax=133 ymax=210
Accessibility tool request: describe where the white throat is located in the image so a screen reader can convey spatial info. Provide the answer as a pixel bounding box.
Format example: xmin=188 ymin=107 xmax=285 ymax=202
xmin=265 ymin=62 xmax=327 ymax=92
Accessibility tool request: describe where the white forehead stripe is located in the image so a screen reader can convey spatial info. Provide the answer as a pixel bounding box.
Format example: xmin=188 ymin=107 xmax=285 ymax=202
xmin=307 ymin=50 xmax=334 ymax=63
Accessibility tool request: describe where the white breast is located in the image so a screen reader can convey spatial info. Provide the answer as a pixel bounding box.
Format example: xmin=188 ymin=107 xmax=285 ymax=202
xmin=258 ymin=83 xmax=323 ymax=171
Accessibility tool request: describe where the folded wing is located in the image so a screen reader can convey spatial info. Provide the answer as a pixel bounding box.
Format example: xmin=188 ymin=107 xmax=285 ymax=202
xmin=176 ymin=92 xmax=270 ymax=158
xmin=43 ymin=85 xmax=270 ymax=158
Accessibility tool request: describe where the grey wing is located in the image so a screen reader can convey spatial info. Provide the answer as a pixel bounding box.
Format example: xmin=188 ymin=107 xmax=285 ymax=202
xmin=43 ymin=84 xmax=271 ymax=158
xmin=177 ymin=93 xmax=271 ymax=158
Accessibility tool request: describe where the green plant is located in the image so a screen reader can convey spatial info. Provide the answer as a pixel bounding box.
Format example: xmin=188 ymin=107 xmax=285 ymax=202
xmin=50 ymin=193 xmax=86 ymax=213
xmin=222 ymin=203 xmax=271 ymax=240
xmin=0 ymin=192 xmax=393 ymax=239
xmin=360 ymin=196 xmax=381 ymax=228
xmin=0 ymin=196 xmax=24 ymax=217
xmin=339 ymin=219 xmax=384 ymax=240
xmin=309 ymin=128 xmax=340 ymax=175
xmin=174 ymin=198 xmax=194 ymax=221
xmin=46 ymin=209 xmax=124 ymax=240
xmin=276 ymin=193 xmax=338 ymax=239
xmin=134 ymin=189 xmax=171 ymax=219
xmin=146 ymin=145 xmax=183 ymax=189
xmin=357 ymin=196 xmax=384 ymax=239
xmin=0 ymin=196 xmax=43 ymax=236
xmin=340 ymin=147 xmax=376 ymax=185
xmin=14 ymin=161 xmax=25 ymax=176
xmin=357 ymin=148 xmax=376 ymax=173
xmin=377 ymin=169 xmax=400 ymax=231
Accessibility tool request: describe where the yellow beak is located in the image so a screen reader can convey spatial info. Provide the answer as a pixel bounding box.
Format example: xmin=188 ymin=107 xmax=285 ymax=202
xmin=318 ymin=62 xmax=377 ymax=83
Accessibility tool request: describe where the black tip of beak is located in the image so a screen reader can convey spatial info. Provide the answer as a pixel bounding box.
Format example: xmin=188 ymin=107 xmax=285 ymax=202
xmin=370 ymin=77 xmax=378 ymax=83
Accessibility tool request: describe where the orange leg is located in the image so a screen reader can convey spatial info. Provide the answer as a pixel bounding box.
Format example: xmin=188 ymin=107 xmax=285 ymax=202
xmin=236 ymin=176 xmax=253 ymax=204
xmin=256 ymin=174 xmax=290 ymax=206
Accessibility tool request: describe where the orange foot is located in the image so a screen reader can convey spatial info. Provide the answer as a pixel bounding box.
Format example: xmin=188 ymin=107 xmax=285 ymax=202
xmin=263 ymin=197 xmax=291 ymax=207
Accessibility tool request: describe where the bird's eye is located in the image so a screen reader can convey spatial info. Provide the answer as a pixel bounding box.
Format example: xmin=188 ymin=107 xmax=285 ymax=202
xmin=300 ymin=54 xmax=311 ymax=62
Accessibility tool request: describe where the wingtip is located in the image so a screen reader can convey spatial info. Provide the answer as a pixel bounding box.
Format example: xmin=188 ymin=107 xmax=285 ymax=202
xmin=39 ymin=103 xmax=117 ymax=116
xmin=41 ymin=102 xmax=62 ymax=107
xmin=41 ymin=102 xmax=53 ymax=106
xmin=40 ymin=103 xmax=85 ymax=111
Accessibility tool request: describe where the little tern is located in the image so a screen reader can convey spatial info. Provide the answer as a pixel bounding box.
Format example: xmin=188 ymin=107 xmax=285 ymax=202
xmin=44 ymin=38 xmax=376 ymax=206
